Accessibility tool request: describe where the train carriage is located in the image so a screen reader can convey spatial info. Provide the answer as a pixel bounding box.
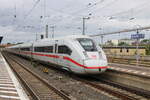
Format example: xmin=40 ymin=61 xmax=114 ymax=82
xmin=6 ymin=35 xmax=108 ymax=74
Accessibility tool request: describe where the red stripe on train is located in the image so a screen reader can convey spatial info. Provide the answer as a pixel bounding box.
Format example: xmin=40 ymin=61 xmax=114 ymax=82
xmin=21 ymin=51 xmax=108 ymax=69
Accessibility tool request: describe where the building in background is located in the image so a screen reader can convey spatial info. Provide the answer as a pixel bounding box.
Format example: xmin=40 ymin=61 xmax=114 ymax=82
xmin=118 ymin=39 xmax=134 ymax=45
xmin=103 ymin=46 xmax=146 ymax=56
xmin=105 ymin=38 xmax=135 ymax=46
xmin=105 ymin=40 xmax=118 ymax=46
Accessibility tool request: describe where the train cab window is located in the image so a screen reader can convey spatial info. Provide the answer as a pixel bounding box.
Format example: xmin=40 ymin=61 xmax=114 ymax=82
xmin=58 ymin=45 xmax=72 ymax=55
xmin=77 ymin=38 xmax=97 ymax=52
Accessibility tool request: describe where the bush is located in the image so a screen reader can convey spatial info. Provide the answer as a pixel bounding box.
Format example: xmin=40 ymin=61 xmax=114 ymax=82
xmin=146 ymin=45 xmax=150 ymax=55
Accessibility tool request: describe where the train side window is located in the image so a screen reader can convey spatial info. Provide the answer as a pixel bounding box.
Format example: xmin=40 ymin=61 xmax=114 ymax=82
xmin=44 ymin=46 xmax=53 ymax=53
xmin=58 ymin=45 xmax=72 ymax=55
xmin=34 ymin=47 xmax=43 ymax=52
xmin=34 ymin=46 xmax=53 ymax=53
xmin=20 ymin=47 xmax=30 ymax=51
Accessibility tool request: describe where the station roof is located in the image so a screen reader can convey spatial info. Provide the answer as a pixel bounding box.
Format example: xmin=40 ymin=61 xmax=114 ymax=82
xmin=103 ymin=46 xmax=145 ymax=49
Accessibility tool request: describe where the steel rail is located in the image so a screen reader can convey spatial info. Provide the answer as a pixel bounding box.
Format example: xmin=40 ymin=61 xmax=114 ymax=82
xmin=4 ymin=52 xmax=147 ymax=100
xmin=3 ymin=53 xmax=40 ymax=100
xmin=92 ymin=77 xmax=150 ymax=98
xmin=73 ymin=76 xmax=138 ymax=100
xmin=3 ymin=52 xmax=73 ymax=100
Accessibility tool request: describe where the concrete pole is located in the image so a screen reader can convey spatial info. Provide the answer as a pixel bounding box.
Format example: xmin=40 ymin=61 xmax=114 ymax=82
xmin=36 ymin=33 xmax=38 ymax=41
xmin=101 ymin=35 xmax=104 ymax=47
xmin=50 ymin=26 xmax=55 ymax=38
xmin=45 ymin=25 xmax=48 ymax=38
xmin=82 ymin=18 xmax=85 ymax=35
xmin=82 ymin=17 xmax=90 ymax=35
xmin=136 ymin=29 xmax=139 ymax=66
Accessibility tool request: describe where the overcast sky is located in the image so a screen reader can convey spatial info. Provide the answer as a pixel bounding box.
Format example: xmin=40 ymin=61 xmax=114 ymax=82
xmin=0 ymin=0 xmax=150 ymax=44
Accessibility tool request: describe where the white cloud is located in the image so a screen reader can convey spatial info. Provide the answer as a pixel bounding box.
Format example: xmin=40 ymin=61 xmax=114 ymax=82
xmin=0 ymin=0 xmax=150 ymax=43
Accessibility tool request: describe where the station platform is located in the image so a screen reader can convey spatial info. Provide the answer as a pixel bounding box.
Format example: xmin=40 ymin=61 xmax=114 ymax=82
xmin=109 ymin=63 xmax=150 ymax=77
xmin=0 ymin=53 xmax=29 ymax=100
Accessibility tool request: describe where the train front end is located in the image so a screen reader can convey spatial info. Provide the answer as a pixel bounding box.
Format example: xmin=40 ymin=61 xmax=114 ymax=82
xmin=77 ymin=38 xmax=108 ymax=74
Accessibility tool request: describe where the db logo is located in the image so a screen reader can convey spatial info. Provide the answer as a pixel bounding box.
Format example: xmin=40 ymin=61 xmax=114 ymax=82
xmin=91 ymin=55 xmax=97 ymax=59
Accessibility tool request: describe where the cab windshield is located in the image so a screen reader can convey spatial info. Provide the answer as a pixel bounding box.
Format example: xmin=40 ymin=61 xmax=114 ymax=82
xmin=77 ymin=38 xmax=97 ymax=51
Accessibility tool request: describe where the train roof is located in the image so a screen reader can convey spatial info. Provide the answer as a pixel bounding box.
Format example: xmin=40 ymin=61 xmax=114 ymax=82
xmin=7 ymin=35 xmax=91 ymax=48
xmin=39 ymin=35 xmax=90 ymax=42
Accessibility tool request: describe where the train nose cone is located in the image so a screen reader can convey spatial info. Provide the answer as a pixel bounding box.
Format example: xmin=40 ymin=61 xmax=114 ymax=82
xmin=84 ymin=59 xmax=108 ymax=74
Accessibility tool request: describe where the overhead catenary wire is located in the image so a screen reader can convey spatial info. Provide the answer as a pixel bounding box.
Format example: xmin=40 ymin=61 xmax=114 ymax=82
xmin=24 ymin=0 xmax=40 ymax=20
xmin=10 ymin=0 xmax=150 ymax=40
xmin=32 ymin=0 xmax=118 ymax=32
xmin=50 ymin=0 xmax=118 ymax=30
xmin=108 ymin=1 xmax=150 ymax=20
xmin=90 ymin=26 xmax=150 ymax=37
xmin=69 ymin=0 xmax=105 ymax=15
xmin=14 ymin=0 xmax=41 ymax=31
xmin=41 ymin=0 xmax=106 ymax=27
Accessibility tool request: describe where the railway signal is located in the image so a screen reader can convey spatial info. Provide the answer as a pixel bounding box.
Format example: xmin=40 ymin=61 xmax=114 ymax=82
xmin=131 ymin=30 xmax=145 ymax=66
xmin=131 ymin=34 xmax=145 ymax=39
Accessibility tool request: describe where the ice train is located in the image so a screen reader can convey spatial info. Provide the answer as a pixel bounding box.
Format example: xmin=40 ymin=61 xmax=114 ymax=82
xmin=6 ymin=35 xmax=108 ymax=74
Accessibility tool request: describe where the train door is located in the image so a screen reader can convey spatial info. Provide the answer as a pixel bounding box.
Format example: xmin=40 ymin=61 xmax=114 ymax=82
xmin=19 ymin=45 xmax=21 ymax=54
xmin=58 ymin=45 xmax=72 ymax=69
xmin=54 ymin=40 xmax=58 ymax=65
xmin=30 ymin=43 xmax=33 ymax=59
xmin=55 ymin=40 xmax=69 ymax=68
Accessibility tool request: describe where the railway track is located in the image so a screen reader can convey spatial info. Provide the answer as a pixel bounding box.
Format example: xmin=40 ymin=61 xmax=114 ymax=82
xmin=92 ymin=77 xmax=150 ymax=98
xmin=3 ymin=52 xmax=73 ymax=100
xmin=73 ymin=76 xmax=147 ymax=100
xmin=3 ymin=52 xmax=149 ymax=100
xmin=108 ymin=57 xmax=150 ymax=67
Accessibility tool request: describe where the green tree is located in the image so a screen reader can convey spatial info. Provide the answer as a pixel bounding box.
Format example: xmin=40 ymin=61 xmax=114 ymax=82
xmin=145 ymin=45 xmax=150 ymax=55
xmin=141 ymin=39 xmax=150 ymax=44
xmin=118 ymin=42 xmax=129 ymax=46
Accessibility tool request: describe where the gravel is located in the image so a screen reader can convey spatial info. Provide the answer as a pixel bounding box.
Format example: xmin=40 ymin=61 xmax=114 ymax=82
xmin=11 ymin=54 xmax=120 ymax=100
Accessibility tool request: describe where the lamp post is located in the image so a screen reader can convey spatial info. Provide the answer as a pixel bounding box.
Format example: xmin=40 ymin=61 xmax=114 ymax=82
xmin=45 ymin=25 xmax=48 ymax=38
xmin=136 ymin=29 xmax=139 ymax=66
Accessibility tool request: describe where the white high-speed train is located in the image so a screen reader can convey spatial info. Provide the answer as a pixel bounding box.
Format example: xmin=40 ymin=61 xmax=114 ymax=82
xmin=6 ymin=35 xmax=108 ymax=74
